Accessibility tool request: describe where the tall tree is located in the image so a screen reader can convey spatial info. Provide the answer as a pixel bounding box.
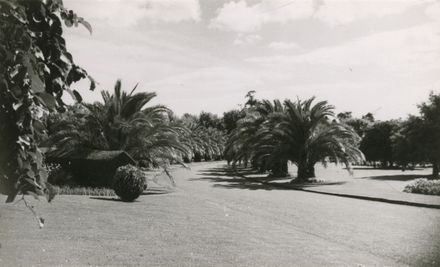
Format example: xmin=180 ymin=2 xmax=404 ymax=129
xmin=392 ymin=116 xmax=426 ymax=169
xmin=360 ymin=120 xmax=400 ymax=167
xmin=198 ymin=111 xmax=223 ymax=130
xmin=337 ymin=111 xmax=353 ymax=121
xmin=222 ymin=109 xmax=245 ymax=134
xmin=418 ymin=93 xmax=440 ymax=177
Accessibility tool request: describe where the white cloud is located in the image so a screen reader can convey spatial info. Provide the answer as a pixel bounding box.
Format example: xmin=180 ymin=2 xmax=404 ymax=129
xmin=241 ymin=21 xmax=440 ymax=119
xmin=249 ymin=23 xmax=440 ymax=75
xmin=315 ymin=0 xmax=427 ymax=26
xmin=142 ymin=0 xmax=201 ymax=23
xmin=209 ymin=0 xmax=313 ymax=33
xmin=268 ymin=41 xmax=300 ymax=50
xmin=63 ymin=0 xmax=440 ymax=120
xmin=210 ymin=0 xmax=424 ymax=32
xmin=209 ymin=1 xmax=264 ymax=33
xmin=234 ymin=34 xmax=262 ymax=45
xmin=65 ymin=0 xmax=200 ymax=27
xmin=425 ymin=1 xmax=440 ymax=22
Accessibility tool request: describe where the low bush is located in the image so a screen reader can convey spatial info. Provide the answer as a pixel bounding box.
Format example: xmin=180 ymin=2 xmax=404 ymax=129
xmin=46 ymin=163 xmax=74 ymax=186
xmin=403 ymin=178 xmax=440 ymax=196
xmin=55 ymin=186 xmax=115 ymax=196
xmin=113 ymin=165 xmax=146 ymax=202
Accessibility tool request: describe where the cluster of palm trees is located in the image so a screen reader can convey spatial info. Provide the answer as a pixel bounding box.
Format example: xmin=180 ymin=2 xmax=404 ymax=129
xmin=178 ymin=121 xmax=225 ymax=163
xmin=45 ymin=81 xmax=368 ymax=184
xmin=225 ymin=98 xmax=364 ymax=182
xmin=45 ymin=80 xmax=226 ymax=172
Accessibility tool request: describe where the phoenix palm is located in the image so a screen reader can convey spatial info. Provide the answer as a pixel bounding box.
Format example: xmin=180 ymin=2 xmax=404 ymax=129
xmin=47 ymin=80 xmax=189 ymax=168
xmin=255 ymin=98 xmax=364 ymax=182
xmin=226 ymin=97 xmax=364 ymax=181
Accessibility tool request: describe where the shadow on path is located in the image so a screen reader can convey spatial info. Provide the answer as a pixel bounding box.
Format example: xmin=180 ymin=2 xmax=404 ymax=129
xmin=361 ymin=174 xmax=427 ymax=181
xmin=351 ymin=167 xmax=424 ymax=171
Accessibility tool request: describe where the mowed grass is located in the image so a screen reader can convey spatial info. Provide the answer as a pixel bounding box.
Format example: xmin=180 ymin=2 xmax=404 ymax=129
xmin=1 ymin=162 xmax=439 ymax=266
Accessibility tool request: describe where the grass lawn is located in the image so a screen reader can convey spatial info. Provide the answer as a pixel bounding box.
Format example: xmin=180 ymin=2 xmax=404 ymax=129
xmin=1 ymin=161 xmax=439 ymax=266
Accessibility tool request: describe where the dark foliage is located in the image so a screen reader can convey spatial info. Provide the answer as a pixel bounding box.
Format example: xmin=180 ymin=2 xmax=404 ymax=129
xmin=113 ymin=165 xmax=146 ymax=202
xmin=360 ymin=120 xmax=400 ymax=167
xmin=46 ymin=150 xmax=136 ymax=187
xmin=0 ymin=0 xmax=92 ymax=202
xmin=226 ymin=97 xmax=364 ymax=181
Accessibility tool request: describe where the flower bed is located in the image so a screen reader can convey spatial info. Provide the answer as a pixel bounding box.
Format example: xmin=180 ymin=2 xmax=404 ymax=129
xmin=403 ymin=178 xmax=440 ymax=196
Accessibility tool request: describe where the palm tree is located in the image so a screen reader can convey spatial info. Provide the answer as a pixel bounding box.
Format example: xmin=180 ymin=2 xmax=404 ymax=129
xmin=225 ymin=99 xmax=285 ymax=174
xmin=254 ymin=98 xmax=364 ymax=182
xmin=46 ymin=80 xmax=189 ymax=168
xmin=225 ymin=97 xmax=364 ymax=181
xmin=100 ymin=80 xmax=170 ymax=151
xmin=225 ymin=110 xmax=261 ymax=167
xmin=45 ymin=103 xmax=109 ymax=155
xmin=179 ymin=119 xmax=226 ymax=163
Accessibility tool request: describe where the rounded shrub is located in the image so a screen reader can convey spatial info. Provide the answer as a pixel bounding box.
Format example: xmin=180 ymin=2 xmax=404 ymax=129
xmin=112 ymin=165 xmax=146 ymax=202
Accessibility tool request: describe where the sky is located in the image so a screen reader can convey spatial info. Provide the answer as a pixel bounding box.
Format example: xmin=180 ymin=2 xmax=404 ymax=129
xmin=63 ymin=0 xmax=440 ymax=120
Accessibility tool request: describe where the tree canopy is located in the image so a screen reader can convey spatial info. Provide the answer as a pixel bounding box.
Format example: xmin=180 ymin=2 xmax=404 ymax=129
xmin=226 ymin=97 xmax=364 ymax=181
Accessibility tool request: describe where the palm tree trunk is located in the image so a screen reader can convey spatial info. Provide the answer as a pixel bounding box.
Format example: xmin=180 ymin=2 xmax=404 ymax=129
xmin=432 ymin=161 xmax=439 ymax=179
xmin=296 ymin=162 xmax=315 ymax=182
xmin=194 ymin=152 xmax=202 ymax=162
xmin=271 ymin=160 xmax=288 ymax=177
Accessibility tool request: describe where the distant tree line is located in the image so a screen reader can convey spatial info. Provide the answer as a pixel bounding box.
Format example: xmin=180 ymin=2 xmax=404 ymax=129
xmin=43 ymin=89 xmax=440 ymax=186
xmin=337 ymin=93 xmax=440 ymax=178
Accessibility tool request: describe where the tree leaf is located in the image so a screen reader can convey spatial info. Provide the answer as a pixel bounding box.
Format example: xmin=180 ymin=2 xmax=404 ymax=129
xmin=65 ymin=88 xmax=83 ymax=103
xmin=79 ymin=18 xmax=92 ymax=34
xmin=5 ymin=190 xmax=18 ymax=203
xmin=45 ymin=183 xmax=57 ymax=202
xmin=73 ymin=90 xmax=83 ymax=103
xmin=36 ymin=92 xmax=57 ymax=109
xmin=88 ymin=75 xmax=96 ymax=91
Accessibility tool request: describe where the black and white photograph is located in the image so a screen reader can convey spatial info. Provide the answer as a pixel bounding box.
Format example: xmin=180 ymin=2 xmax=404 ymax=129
xmin=1 ymin=0 xmax=440 ymax=266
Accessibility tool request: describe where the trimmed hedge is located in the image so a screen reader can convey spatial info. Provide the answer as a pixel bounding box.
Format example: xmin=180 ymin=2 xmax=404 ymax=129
xmin=113 ymin=165 xmax=146 ymax=202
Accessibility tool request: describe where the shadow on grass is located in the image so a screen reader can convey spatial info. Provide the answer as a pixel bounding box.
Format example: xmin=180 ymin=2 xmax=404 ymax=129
xmin=198 ymin=165 xmax=291 ymax=181
xmin=89 ymin=197 xmax=121 ymax=202
xmin=362 ymin=174 xmax=427 ymax=181
xmin=141 ymin=189 xmax=173 ymax=195
xmin=198 ymin=166 xmax=260 ymax=177
xmin=195 ymin=165 xmax=301 ymax=191
xmin=212 ymin=181 xmax=289 ymax=191
xmin=89 ymin=189 xmax=173 ymax=201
